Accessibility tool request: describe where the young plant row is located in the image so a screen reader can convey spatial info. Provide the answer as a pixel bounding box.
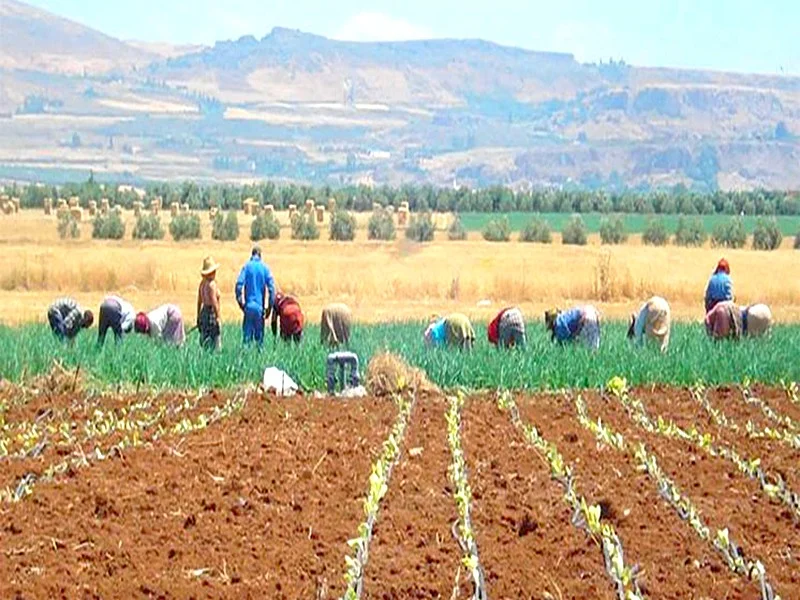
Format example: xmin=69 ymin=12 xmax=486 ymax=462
xmin=782 ymin=380 xmax=799 ymax=405
xmin=741 ymin=379 xmax=800 ymax=434
xmin=444 ymin=393 xmax=488 ymax=600
xmin=608 ymin=379 xmax=800 ymax=521
xmin=0 ymin=388 xmax=252 ymax=503
xmin=340 ymin=393 xmax=416 ymax=600
xmin=496 ymin=390 xmax=644 ymax=600
xmin=576 ymin=383 xmax=780 ymax=600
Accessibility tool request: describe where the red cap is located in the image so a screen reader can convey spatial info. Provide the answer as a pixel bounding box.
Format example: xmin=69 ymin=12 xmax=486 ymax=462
xmin=715 ymin=258 xmax=730 ymax=274
xmin=134 ymin=312 xmax=150 ymax=334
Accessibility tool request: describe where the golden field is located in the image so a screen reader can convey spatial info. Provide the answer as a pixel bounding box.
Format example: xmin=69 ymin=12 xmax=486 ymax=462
xmin=1 ymin=209 xmax=798 ymax=325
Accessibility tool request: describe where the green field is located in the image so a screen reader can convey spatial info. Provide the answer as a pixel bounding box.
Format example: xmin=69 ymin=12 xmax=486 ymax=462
xmin=458 ymin=212 xmax=800 ymax=235
xmin=1 ymin=322 xmax=797 ymax=391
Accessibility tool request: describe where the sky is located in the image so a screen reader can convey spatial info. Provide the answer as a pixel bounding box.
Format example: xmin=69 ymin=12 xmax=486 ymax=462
xmin=23 ymin=0 xmax=800 ymax=75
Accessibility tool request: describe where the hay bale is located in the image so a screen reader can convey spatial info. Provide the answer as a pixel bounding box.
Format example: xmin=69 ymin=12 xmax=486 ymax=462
xmin=69 ymin=207 xmax=83 ymax=221
xmin=88 ymin=200 xmax=98 ymax=216
xmin=0 ymin=194 xmax=8 ymax=202
xmin=209 ymin=207 xmax=219 ymax=220
xmin=1 ymin=202 xmax=12 ymax=215
xmin=315 ymin=205 xmax=325 ymax=223
xmin=288 ymin=204 xmax=297 ymax=221
xmin=264 ymin=204 xmax=274 ymax=217
xmin=100 ymin=197 xmax=110 ymax=209
xmin=149 ymin=199 xmax=160 ymax=214
xmin=170 ymin=202 xmax=179 ymax=217
xmin=68 ymin=196 xmax=80 ymax=208
xmin=366 ymin=352 xmax=438 ymax=396
xmin=398 ymin=207 xmax=408 ymax=226
xmin=243 ymin=199 xmax=253 ymax=216
xmin=112 ymin=205 xmax=122 ymax=215
xmin=304 ymin=199 xmax=315 ymax=213
xmin=11 ymin=197 xmax=20 ymax=213
xmin=327 ymin=197 xmax=336 ymax=212
xmin=44 ymin=198 xmax=53 ymax=215
xmin=180 ymin=203 xmax=190 ymax=213
xmin=372 ymin=202 xmax=382 ymax=212
xmin=399 ymin=201 xmax=410 ymax=211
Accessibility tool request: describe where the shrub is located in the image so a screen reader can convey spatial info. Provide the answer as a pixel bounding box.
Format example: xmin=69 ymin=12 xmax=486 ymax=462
xmin=519 ymin=216 xmax=552 ymax=243
xmin=329 ymin=210 xmax=356 ymax=241
xmin=642 ymin=216 xmax=669 ymax=246
xmin=447 ymin=214 xmax=467 ymax=240
xmin=367 ymin=209 xmax=396 ymax=241
xmin=711 ymin=216 xmax=747 ymax=249
xmin=211 ymin=210 xmax=239 ymax=241
xmin=169 ymin=213 xmax=201 ymax=241
xmin=674 ymin=216 xmax=707 ymax=247
xmin=405 ymin=212 xmax=435 ymax=242
xmin=562 ymin=215 xmax=588 ymax=245
xmin=751 ymin=217 xmax=782 ymax=250
xmin=291 ymin=213 xmax=320 ymax=240
xmin=795 ymin=230 xmax=800 ymax=249
xmin=599 ymin=214 xmax=628 ymax=245
xmin=482 ymin=216 xmax=511 ymax=242
xmin=92 ymin=212 xmax=125 ymax=240
xmin=251 ymin=213 xmax=281 ymax=241
xmin=57 ymin=212 xmax=80 ymax=240
xmin=132 ymin=214 xmax=165 ymax=240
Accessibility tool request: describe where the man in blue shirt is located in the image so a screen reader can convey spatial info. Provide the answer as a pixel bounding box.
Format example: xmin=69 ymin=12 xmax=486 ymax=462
xmin=235 ymin=246 xmax=275 ymax=346
xmin=704 ymin=258 xmax=733 ymax=313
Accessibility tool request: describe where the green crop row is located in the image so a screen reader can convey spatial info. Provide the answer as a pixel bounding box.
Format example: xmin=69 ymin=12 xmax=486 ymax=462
xmin=0 ymin=321 xmax=798 ymax=392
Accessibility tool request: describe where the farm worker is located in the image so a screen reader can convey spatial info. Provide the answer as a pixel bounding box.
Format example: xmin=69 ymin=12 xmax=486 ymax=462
xmin=47 ymin=297 xmax=93 ymax=342
xmin=197 ymin=256 xmax=222 ymax=351
xmin=628 ymin=296 xmax=671 ymax=352
xmin=741 ymin=303 xmax=773 ymax=338
xmin=705 ymin=300 xmax=743 ymax=341
xmin=487 ymin=307 xmax=526 ymax=349
xmin=97 ymin=295 xmax=135 ymax=346
xmin=271 ymin=291 xmax=304 ymax=342
xmin=235 ymin=245 xmax=275 ymax=346
xmin=545 ymin=305 xmax=601 ymax=351
xmin=704 ymin=258 xmax=733 ymax=313
xmin=134 ymin=304 xmax=186 ymax=346
xmin=424 ymin=313 xmax=475 ymax=350
xmin=321 ymin=303 xmax=352 ymax=347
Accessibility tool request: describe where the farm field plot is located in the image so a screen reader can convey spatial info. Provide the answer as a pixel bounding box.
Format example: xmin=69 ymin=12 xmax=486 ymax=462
xmin=3 ymin=379 xmax=799 ymax=598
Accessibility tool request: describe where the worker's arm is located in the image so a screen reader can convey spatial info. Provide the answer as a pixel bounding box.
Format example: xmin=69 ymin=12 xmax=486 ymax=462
xmin=196 ymin=286 xmax=202 ymax=328
xmin=211 ymin=282 xmax=221 ymax=320
xmin=271 ymin=305 xmax=279 ymax=338
xmin=234 ymin=266 xmax=246 ymax=311
xmin=633 ymin=305 xmax=647 ymax=343
xmin=265 ymin=268 xmax=276 ymax=318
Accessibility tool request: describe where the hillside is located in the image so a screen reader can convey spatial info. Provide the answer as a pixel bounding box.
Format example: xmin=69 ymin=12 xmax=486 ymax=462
xmin=0 ymin=3 xmax=799 ymax=190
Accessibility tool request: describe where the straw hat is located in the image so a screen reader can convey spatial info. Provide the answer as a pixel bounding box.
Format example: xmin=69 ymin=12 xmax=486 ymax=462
xmin=201 ymin=256 xmax=219 ymax=275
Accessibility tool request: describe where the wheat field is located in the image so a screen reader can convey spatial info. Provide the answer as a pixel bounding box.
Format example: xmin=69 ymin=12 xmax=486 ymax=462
xmin=1 ymin=210 xmax=798 ymax=325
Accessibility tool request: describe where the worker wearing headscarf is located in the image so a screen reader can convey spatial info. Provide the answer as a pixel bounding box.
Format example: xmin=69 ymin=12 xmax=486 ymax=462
xmin=321 ymin=303 xmax=352 ymax=347
xmin=545 ymin=305 xmax=601 ymax=350
xmin=628 ymin=296 xmax=671 ymax=352
xmin=741 ymin=303 xmax=772 ymax=338
xmin=271 ymin=292 xmax=304 ymax=342
xmin=424 ymin=313 xmax=475 ymax=350
xmin=705 ymin=300 xmax=743 ymax=341
xmin=488 ymin=307 xmax=526 ymax=349
xmin=97 ymin=295 xmax=135 ymax=346
xmin=134 ymin=304 xmax=186 ymax=346
xmin=704 ymin=258 xmax=733 ymax=313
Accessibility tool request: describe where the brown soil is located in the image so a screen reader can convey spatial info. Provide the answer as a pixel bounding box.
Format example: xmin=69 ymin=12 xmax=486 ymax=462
xmin=463 ymin=397 xmax=617 ymax=599
xmin=362 ymin=393 xmax=466 ymax=599
xmin=583 ymin=389 xmax=800 ymax=597
xmin=513 ymin=392 xmax=755 ymax=599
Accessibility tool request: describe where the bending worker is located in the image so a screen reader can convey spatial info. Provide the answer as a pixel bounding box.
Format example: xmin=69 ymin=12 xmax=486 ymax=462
xmin=97 ymin=295 xmax=135 ymax=346
xmin=741 ymin=303 xmax=773 ymax=338
xmin=47 ymin=297 xmax=93 ymax=342
xmin=628 ymin=296 xmax=671 ymax=352
xmin=487 ymin=307 xmax=526 ymax=349
xmin=705 ymin=258 xmax=733 ymax=313
xmin=424 ymin=313 xmax=475 ymax=350
xmin=707 ymin=301 xmax=773 ymax=340
xmin=272 ymin=291 xmax=304 ymax=342
xmin=134 ymin=304 xmax=186 ymax=346
xmin=321 ymin=303 xmax=352 ymax=347
xmin=235 ymin=245 xmax=275 ymax=346
xmin=545 ymin=305 xmax=601 ymax=350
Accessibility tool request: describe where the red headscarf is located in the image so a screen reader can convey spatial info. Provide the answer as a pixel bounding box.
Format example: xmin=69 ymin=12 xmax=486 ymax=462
xmin=715 ymin=258 xmax=730 ymax=275
xmin=134 ymin=312 xmax=150 ymax=334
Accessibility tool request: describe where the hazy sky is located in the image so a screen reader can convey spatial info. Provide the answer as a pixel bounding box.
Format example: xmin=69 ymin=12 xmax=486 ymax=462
xmin=25 ymin=0 xmax=800 ymax=74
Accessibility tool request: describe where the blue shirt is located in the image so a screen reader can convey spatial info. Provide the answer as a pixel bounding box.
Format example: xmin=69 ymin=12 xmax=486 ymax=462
xmin=425 ymin=319 xmax=447 ymax=346
xmin=554 ymin=308 xmax=583 ymax=342
xmin=235 ymin=256 xmax=275 ymax=313
xmin=705 ymin=273 xmax=733 ymax=310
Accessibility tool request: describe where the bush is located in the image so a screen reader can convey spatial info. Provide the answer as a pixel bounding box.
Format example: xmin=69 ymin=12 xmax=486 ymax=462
xmin=711 ymin=216 xmax=747 ymax=249
xmin=291 ymin=213 xmax=320 ymax=240
xmin=562 ymin=215 xmax=588 ymax=245
xmin=92 ymin=212 xmax=125 ymax=240
xmin=752 ymin=217 xmax=782 ymax=250
xmin=482 ymin=216 xmax=511 ymax=242
xmin=169 ymin=213 xmax=201 ymax=241
xmin=405 ymin=212 xmax=435 ymax=242
xmin=251 ymin=213 xmax=281 ymax=241
xmin=57 ymin=212 xmax=80 ymax=240
xmin=795 ymin=230 xmax=800 ymax=249
xmin=599 ymin=214 xmax=628 ymax=245
xmin=674 ymin=216 xmax=708 ymax=247
xmin=447 ymin=214 xmax=467 ymax=240
xmin=367 ymin=209 xmax=396 ymax=240
xmin=519 ymin=216 xmax=552 ymax=243
xmin=132 ymin=213 xmax=165 ymax=240
xmin=211 ymin=210 xmax=239 ymax=241
xmin=329 ymin=210 xmax=356 ymax=241
xmin=642 ymin=216 xmax=669 ymax=246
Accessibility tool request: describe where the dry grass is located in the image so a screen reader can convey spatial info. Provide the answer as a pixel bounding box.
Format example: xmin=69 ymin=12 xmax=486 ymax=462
xmin=366 ymin=352 xmax=438 ymax=396
xmin=1 ymin=210 xmax=799 ymax=325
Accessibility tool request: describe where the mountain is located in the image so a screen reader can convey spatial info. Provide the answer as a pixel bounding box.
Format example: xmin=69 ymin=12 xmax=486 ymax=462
xmin=0 ymin=0 xmax=154 ymax=73
xmin=0 ymin=3 xmax=799 ymax=190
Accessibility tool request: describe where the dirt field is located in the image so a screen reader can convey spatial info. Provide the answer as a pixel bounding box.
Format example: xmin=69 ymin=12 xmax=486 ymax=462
xmin=2 ymin=382 xmax=799 ymax=598
xmin=1 ymin=209 xmax=799 ymax=324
